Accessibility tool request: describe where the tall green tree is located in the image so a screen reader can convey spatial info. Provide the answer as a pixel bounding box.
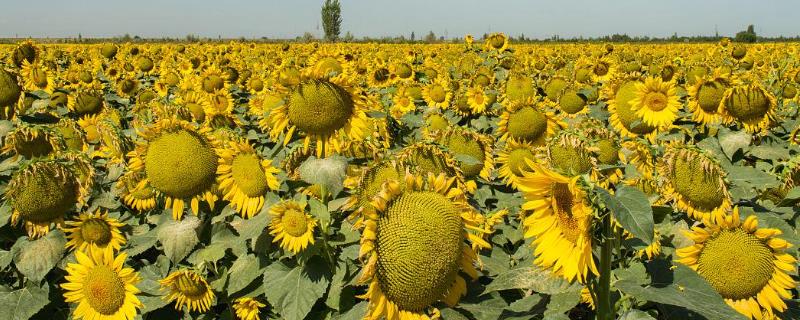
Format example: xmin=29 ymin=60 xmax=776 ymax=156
xmin=321 ymin=0 xmax=342 ymax=42
xmin=735 ymin=24 xmax=757 ymax=43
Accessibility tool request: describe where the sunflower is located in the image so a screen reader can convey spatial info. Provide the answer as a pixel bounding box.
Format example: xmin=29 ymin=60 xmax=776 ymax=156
xmin=10 ymin=40 xmax=40 ymax=68
xmin=217 ymin=139 xmax=281 ymax=218
xmin=267 ymin=77 xmax=369 ymax=157
xmin=496 ymin=140 xmax=537 ymax=188
xmin=308 ymin=48 xmax=348 ymax=79
xmin=436 ymin=128 xmax=494 ymax=182
xmin=269 ymin=200 xmax=317 ymax=254
xmin=68 ymin=90 xmax=105 ymax=116
xmin=356 ymin=173 xmax=490 ymax=319
xmin=546 ymin=131 xmax=595 ymax=177
xmin=233 ymin=297 xmax=265 ymax=320
xmin=497 ymin=104 xmax=565 ymax=145
xmin=719 ymin=81 xmax=777 ymax=134
xmin=367 ymin=62 xmax=392 ymax=88
xmin=160 ymin=269 xmax=216 ymax=312
xmin=389 ymin=61 xmax=415 ymax=83
xmin=589 ymin=56 xmax=616 ymax=83
xmin=421 ymin=79 xmax=452 ymax=110
xmin=686 ymin=68 xmax=731 ymax=126
xmin=62 ymin=251 xmax=142 ymax=320
xmin=629 ymin=76 xmax=681 ymax=128
xmin=390 ymin=86 xmax=417 ymax=119
xmin=117 ymin=172 xmax=158 ymax=212
xmin=502 ymin=73 xmax=537 ymax=105
xmin=517 ymin=161 xmax=598 ymax=283
xmin=676 ymin=207 xmax=796 ymax=320
xmin=396 ymin=142 xmax=464 ymax=184
xmin=5 ymin=159 xmax=90 ymax=238
xmin=198 ymin=64 xmax=230 ymax=93
xmin=484 ymin=33 xmax=510 ymax=52
xmin=343 ymin=160 xmax=404 ymax=221
xmin=20 ymin=60 xmax=53 ymax=93
xmin=126 ymin=118 xmax=220 ymax=219
xmin=607 ymin=79 xmax=658 ymax=140
xmin=64 ymin=210 xmax=126 ymax=261
xmin=2 ymin=123 xmax=63 ymax=159
xmin=558 ymin=87 xmax=589 ymax=117
xmin=465 ymin=85 xmax=491 ymax=114
xmin=0 ymin=68 xmax=22 ymax=116
xmin=659 ymin=143 xmax=732 ymax=223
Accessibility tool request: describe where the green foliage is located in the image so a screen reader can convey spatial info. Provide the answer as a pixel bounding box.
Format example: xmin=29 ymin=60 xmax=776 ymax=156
xmin=321 ymin=0 xmax=342 ymax=41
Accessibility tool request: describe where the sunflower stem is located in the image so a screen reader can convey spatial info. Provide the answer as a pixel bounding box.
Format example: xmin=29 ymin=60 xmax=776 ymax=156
xmin=596 ymin=212 xmax=615 ymax=320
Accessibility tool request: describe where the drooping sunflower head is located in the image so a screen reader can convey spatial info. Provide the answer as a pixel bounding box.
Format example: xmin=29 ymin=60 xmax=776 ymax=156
xmin=396 ymin=142 xmax=463 ymax=182
xmin=2 ymin=123 xmax=63 ymax=159
xmin=497 ymin=140 xmax=538 ymax=187
xmin=0 ymin=69 xmax=22 ymax=114
xmin=719 ymin=81 xmax=776 ymax=134
xmin=68 ymin=90 xmax=105 ymax=116
xmin=660 ymin=143 xmax=732 ymax=223
xmin=484 ymin=33 xmax=510 ymax=52
xmin=676 ymin=207 xmax=796 ymax=319
xmin=217 ymin=139 xmax=281 ymax=218
xmin=607 ymin=79 xmax=658 ymax=139
xmin=233 ymin=297 xmax=265 ymax=320
xmin=268 ymin=200 xmax=317 ymax=254
xmin=11 ymin=40 xmax=39 ymax=68
xmin=558 ymin=87 xmax=588 ymax=116
xmin=498 ymin=104 xmax=564 ymax=145
xmin=546 ymin=131 xmax=594 ymax=177
xmin=160 ymin=269 xmax=216 ymax=313
xmin=117 ymin=172 xmax=158 ymax=212
xmin=503 ymin=73 xmax=537 ymax=104
xmin=62 ymin=251 xmax=142 ymax=320
xmin=544 ymin=77 xmax=569 ymax=102
xmin=64 ymin=210 xmax=126 ymax=261
xmin=127 ymin=118 xmax=220 ymax=219
xmin=358 ymin=173 xmax=490 ymax=319
xmin=344 ymin=160 xmax=404 ymax=217
xmin=437 ymin=128 xmax=494 ymax=180
xmin=516 ymin=161 xmax=597 ymax=283
xmin=6 ymin=159 xmax=88 ymax=238
xmin=687 ymin=69 xmax=731 ymax=126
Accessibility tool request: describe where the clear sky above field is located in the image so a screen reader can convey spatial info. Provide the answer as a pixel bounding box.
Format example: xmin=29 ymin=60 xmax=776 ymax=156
xmin=1 ymin=0 xmax=797 ymax=39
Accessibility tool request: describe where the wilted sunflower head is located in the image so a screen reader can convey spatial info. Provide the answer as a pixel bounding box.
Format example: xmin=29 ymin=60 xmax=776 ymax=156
xmin=12 ymin=41 xmax=38 ymax=67
xmin=661 ymin=144 xmax=731 ymax=223
xmin=0 ymin=69 xmax=22 ymax=109
xmin=720 ymin=82 xmax=776 ymax=134
xmin=438 ymin=129 xmax=491 ymax=179
xmin=160 ymin=269 xmax=216 ymax=312
xmin=6 ymin=160 xmax=83 ymax=238
xmin=547 ymin=132 xmax=593 ymax=176
xmin=2 ymin=124 xmax=62 ymax=159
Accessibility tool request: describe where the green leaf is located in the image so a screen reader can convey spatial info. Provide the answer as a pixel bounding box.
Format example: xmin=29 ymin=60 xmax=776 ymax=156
xmin=0 ymin=283 xmax=49 ymax=320
xmin=125 ymin=224 xmax=159 ymax=257
xmin=727 ymin=165 xmax=779 ymax=189
xmin=332 ymin=301 xmax=368 ymax=320
xmin=615 ymin=264 xmax=746 ymax=320
xmin=718 ymin=129 xmax=750 ymax=159
xmin=157 ymin=215 xmax=200 ymax=263
xmin=227 ymin=254 xmax=261 ymax=295
xmin=619 ymin=309 xmax=657 ymax=320
xmin=325 ymin=261 xmax=348 ymax=311
xmin=597 ymin=186 xmax=654 ymax=244
xmin=454 ymin=154 xmax=482 ymax=166
xmin=309 ymin=198 xmax=330 ymax=225
xmin=0 ymin=203 xmax=11 ymax=228
xmin=748 ymin=144 xmax=790 ymax=161
xmin=484 ymin=264 xmax=578 ymax=295
xmin=299 ymin=156 xmax=347 ymax=197
xmin=544 ymin=289 xmax=581 ymax=318
xmin=13 ymin=231 xmax=66 ymax=282
xmin=262 ymin=261 xmax=331 ymax=320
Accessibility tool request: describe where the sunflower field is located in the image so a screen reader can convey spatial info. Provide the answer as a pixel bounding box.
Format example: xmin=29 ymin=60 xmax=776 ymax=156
xmin=0 ymin=34 xmax=799 ymax=320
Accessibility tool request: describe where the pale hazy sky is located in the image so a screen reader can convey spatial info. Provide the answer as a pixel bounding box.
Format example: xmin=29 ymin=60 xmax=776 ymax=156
xmin=1 ymin=0 xmax=797 ymax=39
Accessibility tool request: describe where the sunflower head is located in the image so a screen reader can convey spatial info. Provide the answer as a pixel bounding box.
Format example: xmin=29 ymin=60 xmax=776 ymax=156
xmin=0 ymin=69 xmax=21 ymax=109
xmin=559 ymin=88 xmax=588 ymax=115
xmin=547 ymin=131 xmax=593 ymax=176
xmin=2 ymin=124 xmax=63 ymax=159
xmin=720 ymin=82 xmax=776 ymax=133
xmin=501 ymin=105 xmax=550 ymax=144
xmin=62 ymin=251 xmax=142 ymax=319
xmin=357 ymin=173 xmax=490 ymax=319
xmin=160 ymin=269 xmax=216 ymax=312
xmin=217 ymin=140 xmax=280 ymax=218
xmin=608 ymin=79 xmax=658 ymax=138
xmin=661 ymin=144 xmax=731 ymax=223
xmin=12 ymin=41 xmax=38 ymax=67
xmin=677 ymin=207 xmax=796 ymax=319
xmin=269 ymin=200 xmax=317 ymax=254
xmin=64 ymin=210 xmax=126 ymax=261
xmin=397 ymin=142 xmax=462 ymax=181
xmin=128 ymin=119 xmax=220 ymax=219
xmin=437 ymin=128 xmax=493 ymax=179
xmin=6 ymin=159 xmax=86 ymax=238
